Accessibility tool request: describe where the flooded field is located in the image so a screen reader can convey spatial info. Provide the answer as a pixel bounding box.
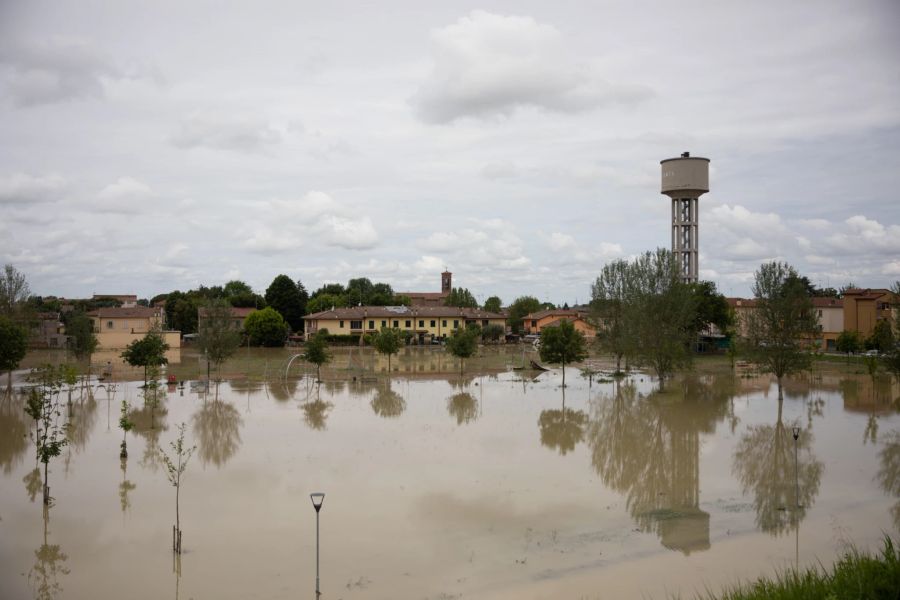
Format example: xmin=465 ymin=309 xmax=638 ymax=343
xmin=2 ymin=347 xmax=899 ymax=599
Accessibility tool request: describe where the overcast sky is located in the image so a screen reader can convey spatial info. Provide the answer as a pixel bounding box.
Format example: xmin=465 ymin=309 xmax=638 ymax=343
xmin=1 ymin=1 xmax=898 ymax=304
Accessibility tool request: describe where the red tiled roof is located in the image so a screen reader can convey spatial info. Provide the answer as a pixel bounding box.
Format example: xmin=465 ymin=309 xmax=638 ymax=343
xmin=87 ymin=306 xmax=162 ymax=318
xmin=522 ymin=308 xmax=586 ymax=320
xmin=304 ymin=306 xmax=505 ymax=320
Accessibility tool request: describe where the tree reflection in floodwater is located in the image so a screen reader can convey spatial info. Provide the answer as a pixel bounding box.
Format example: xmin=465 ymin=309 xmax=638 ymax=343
xmin=129 ymin=401 xmax=168 ymax=473
xmin=119 ymin=456 xmax=136 ymax=515
xmin=192 ymin=398 xmax=244 ymax=468
xmin=539 ymin=388 xmax=587 ymax=455
xmin=302 ymin=386 xmax=334 ymax=431
xmin=877 ymin=430 xmax=900 ymax=529
xmin=27 ymin=507 xmax=69 ymax=600
xmin=588 ymin=374 xmax=735 ymax=554
xmin=0 ymin=396 xmax=29 ymax=474
xmin=447 ymin=392 xmax=478 ymax=425
xmin=732 ymin=394 xmax=823 ymax=536
xmin=65 ymin=396 xmax=98 ymax=453
xmin=268 ymin=379 xmax=298 ymax=403
xmin=371 ymin=383 xmax=406 ymax=418
xmin=24 ymin=466 xmax=42 ymax=503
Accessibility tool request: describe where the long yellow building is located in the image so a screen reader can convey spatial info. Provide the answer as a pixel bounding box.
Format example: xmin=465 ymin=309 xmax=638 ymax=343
xmin=303 ymin=305 xmax=506 ymax=342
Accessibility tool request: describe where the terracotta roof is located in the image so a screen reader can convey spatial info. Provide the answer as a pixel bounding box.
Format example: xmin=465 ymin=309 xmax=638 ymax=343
xmin=522 ymin=308 xmax=586 ymax=320
xmin=842 ymin=288 xmax=894 ymax=300
xmin=87 ymin=306 xmax=162 ymax=318
xmin=304 ymin=305 xmax=505 ymax=320
xmin=811 ymin=297 xmax=843 ymax=308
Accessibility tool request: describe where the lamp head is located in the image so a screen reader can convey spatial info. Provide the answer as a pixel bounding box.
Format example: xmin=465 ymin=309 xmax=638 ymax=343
xmin=310 ymin=492 xmax=325 ymax=512
xmin=792 ymin=426 xmax=801 ymax=441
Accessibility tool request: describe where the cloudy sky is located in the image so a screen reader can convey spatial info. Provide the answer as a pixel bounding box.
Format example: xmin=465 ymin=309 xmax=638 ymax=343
xmin=1 ymin=1 xmax=898 ymax=304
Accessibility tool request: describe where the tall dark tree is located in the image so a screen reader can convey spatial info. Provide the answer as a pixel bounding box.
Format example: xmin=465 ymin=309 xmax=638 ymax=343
xmin=591 ymin=259 xmax=634 ymax=373
xmin=0 ymin=264 xmax=30 ymax=319
xmin=689 ymin=281 xmax=733 ymax=333
xmin=265 ymin=275 xmax=305 ymax=332
xmin=483 ymin=296 xmax=502 ymax=314
xmin=444 ymin=287 xmax=478 ymax=308
xmin=507 ymin=296 xmax=542 ymax=334
xmin=0 ymin=316 xmax=28 ymax=393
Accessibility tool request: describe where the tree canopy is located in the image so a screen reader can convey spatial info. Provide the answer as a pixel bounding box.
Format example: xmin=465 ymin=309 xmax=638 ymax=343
xmin=507 ymin=296 xmax=542 ymax=334
xmin=121 ymin=327 xmax=170 ymax=386
xmin=198 ymin=299 xmax=242 ymax=374
xmin=0 ymin=316 xmax=28 ymax=390
xmin=265 ymin=274 xmax=306 ymax=332
xmin=244 ymin=307 xmax=289 ymax=347
xmin=0 ymin=264 xmax=30 ymax=319
xmin=539 ymin=319 xmax=589 ymax=387
xmin=483 ymin=296 xmax=502 ymax=313
xmin=66 ymin=311 xmax=98 ymax=360
xmin=446 ymin=327 xmax=479 ymax=374
xmin=303 ymin=331 xmax=331 ymax=381
xmin=371 ymin=327 xmax=403 ymax=371
xmin=444 ymin=287 xmax=478 ymax=308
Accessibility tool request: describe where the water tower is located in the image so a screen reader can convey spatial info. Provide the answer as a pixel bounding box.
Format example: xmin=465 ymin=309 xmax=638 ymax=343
xmin=661 ymin=152 xmax=710 ymax=283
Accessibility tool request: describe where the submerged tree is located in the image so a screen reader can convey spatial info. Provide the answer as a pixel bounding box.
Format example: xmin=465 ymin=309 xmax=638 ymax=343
xmin=538 ymin=319 xmax=588 ymax=387
xmin=371 ymin=384 xmax=406 ymax=418
xmin=27 ymin=366 xmax=69 ymax=505
xmin=1 ymin=316 xmax=28 ymax=394
xmin=66 ymin=311 xmax=98 ymax=392
xmin=159 ymin=422 xmax=196 ymax=554
xmin=538 ymin=389 xmax=588 ymax=455
xmin=192 ymin=399 xmax=243 ymax=468
xmin=118 ymin=399 xmax=133 ymax=459
xmin=302 ymin=331 xmax=332 ymax=382
xmin=745 ymin=262 xmax=820 ymax=394
xmin=446 ymin=327 xmax=479 ymax=375
xmin=197 ymin=298 xmax=241 ymax=380
xmin=590 ymin=259 xmax=634 ymax=373
xmin=121 ymin=327 xmax=170 ymax=387
xmin=371 ymin=327 xmax=402 ymax=372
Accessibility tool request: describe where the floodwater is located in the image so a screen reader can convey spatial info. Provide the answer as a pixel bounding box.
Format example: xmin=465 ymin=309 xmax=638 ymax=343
xmin=1 ymin=348 xmax=899 ymax=600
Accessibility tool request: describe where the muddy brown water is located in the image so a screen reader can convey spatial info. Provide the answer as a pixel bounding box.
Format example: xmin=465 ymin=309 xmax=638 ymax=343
xmin=2 ymin=347 xmax=899 ymax=599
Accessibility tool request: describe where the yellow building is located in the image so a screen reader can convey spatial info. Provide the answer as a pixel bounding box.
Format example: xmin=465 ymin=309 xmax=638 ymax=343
xmin=842 ymin=288 xmax=896 ymax=338
xmin=521 ymin=309 xmax=596 ymax=337
xmin=728 ymin=296 xmax=845 ymax=351
xmin=304 ymin=305 xmax=506 ymax=342
xmin=87 ymin=306 xmax=181 ymax=349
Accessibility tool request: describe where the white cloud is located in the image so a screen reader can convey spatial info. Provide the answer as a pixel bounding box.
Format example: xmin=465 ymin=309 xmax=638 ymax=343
xmin=0 ymin=172 xmax=65 ymax=204
xmin=94 ymin=177 xmax=153 ymax=213
xmin=171 ymin=112 xmax=282 ymax=153
xmin=412 ymin=10 xmax=652 ymax=123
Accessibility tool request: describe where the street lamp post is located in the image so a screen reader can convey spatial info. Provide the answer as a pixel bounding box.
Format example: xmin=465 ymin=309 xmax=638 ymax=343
xmin=310 ymin=493 xmax=325 ymax=598
xmin=792 ymin=426 xmax=801 ymax=508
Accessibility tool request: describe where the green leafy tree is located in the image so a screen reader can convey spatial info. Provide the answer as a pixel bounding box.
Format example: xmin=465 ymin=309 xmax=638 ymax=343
xmin=296 ymin=280 xmax=309 ymax=330
xmin=159 ymin=422 xmax=196 ymax=554
xmin=446 ymin=327 xmax=479 ymax=374
xmin=836 ymin=330 xmax=863 ymax=354
xmin=305 ymin=293 xmax=347 ymax=315
xmin=745 ymin=262 xmax=821 ymax=394
xmin=483 ymin=296 xmax=502 ymax=314
xmin=66 ymin=312 xmax=97 ymax=359
xmin=27 ymin=366 xmax=69 ymax=505
xmin=372 ymin=327 xmax=403 ymax=371
xmin=198 ymin=299 xmax=241 ymax=377
xmin=1 ymin=316 xmax=28 ymax=393
xmin=507 ymin=296 xmax=542 ymax=334
xmin=629 ymin=249 xmax=698 ymax=389
xmin=303 ymin=331 xmax=332 ymax=381
xmin=866 ymin=319 xmax=895 ymax=354
xmin=265 ymin=274 xmax=305 ymax=332
xmin=539 ymin=320 xmax=589 ymax=387
xmin=244 ymin=307 xmax=289 ymax=347
xmin=690 ymin=280 xmax=733 ymax=333
xmin=121 ymin=327 xmax=170 ymax=386
xmin=119 ymin=399 xmax=133 ymax=459
xmin=444 ymin=287 xmax=478 ymax=308
xmin=591 ymin=259 xmax=635 ymax=373
xmin=482 ymin=323 xmax=505 ymax=343
xmin=0 ymin=263 xmax=30 ymax=318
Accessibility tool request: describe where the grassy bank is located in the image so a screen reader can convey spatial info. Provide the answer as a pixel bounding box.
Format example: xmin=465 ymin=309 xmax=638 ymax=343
xmin=692 ymin=537 xmax=900 ymax=600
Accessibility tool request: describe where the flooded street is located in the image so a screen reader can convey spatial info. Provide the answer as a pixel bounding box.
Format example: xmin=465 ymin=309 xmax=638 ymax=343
xmin=2 ymin=348 xmax=899 ymax=599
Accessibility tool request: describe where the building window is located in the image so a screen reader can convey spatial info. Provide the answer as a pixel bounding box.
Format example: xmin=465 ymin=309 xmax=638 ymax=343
xmin=381 ymin=320 xmax=386 ymax=328
xmin=442 ymin=319 xmax=447 ymax=327
xmin=418 ymin=320 xmax=424 ymax=327
xmin=393 ymin=320 xmax=399 ymax=328
xmin=107 ymin=321 xmax=114 ymax=329
xmin=482 ymin=320 xmax=488 ymax=327
xmin=430 ymin=320 xmax=436 ymax=327
xmin=369 ymin=320 xmax=375 ymax=329
xmin=350 ymin=320 xmax=362 ymax=329
xmin=405 ymin=320 xmax=411 ymax=328
xmin=454 ymin=320 xmax=459 ymax=328
xmin=339 ymin=320 xmax=344 ymax=328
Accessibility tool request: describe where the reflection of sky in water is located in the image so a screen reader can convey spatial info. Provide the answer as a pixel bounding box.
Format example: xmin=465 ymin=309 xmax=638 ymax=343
xmin=0 ymin=361 xmax=899 ymax=599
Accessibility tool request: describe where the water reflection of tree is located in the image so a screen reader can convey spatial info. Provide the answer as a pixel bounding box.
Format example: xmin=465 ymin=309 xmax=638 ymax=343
xmin=302 ymin=386 xmax=334 ymax=431
xmin=371 ymin=383 xmax=405 ymax=418
xmin=129 ymin=401 xmax=168 ymax=473
xmin=877 ymin=430 xmax=900 ymax=529
xmin=447 ymin=392 xmax=478 ymax=425
xmin=539 ymin=389 xmax=587 ymax=455
xmin=65 ymin=396 xmax=98 ymax=452
xmin=24 ymin=467 xmax=43 ymax=502
xmin=587 ymin=374 xmax=735 ymax=554
xmin=268 ymin=379 xmax=298 ymax=402
xmin=119 ymin=457 xmax=136 ymax=514
xmin=27 ymin=507 xmax=69 ymax=600
xmin=0 ymin=397 xmax=29 ymax=474
xmin=192 ymin=399 xmax=244 ymax=468
xmin=732 ymin=395 xmax=823 ymax=536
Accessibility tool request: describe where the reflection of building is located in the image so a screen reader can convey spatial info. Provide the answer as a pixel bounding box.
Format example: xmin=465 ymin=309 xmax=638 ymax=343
xmin=303 ymin=305 xmax=505 ymax=342
xmin=87 ymin=306 xmax=181 ymax=349
xmin=843 ymin=288 xmax=896 ymax=338
xmin=397 ymin=270 xmax=453 ymax=307
xmin=521 ymin=308 xmax=595 ymax=337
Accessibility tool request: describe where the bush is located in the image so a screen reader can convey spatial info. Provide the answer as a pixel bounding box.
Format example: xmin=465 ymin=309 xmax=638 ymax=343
xmin=244 ymin=307 xmax=289 ymax=347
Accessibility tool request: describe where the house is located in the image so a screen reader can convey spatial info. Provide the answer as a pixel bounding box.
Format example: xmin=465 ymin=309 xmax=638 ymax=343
xmin=842 ymin=288 xmax=897 ymax=338
xmin=304 ymin=305 xmax=506 ymax=343
xmin=521 ymin=308 xmax=596 ymax=337
xmin=397 ymin=270 xmax=453 ymax=307
xmin=197 ymin=306 xmax=256 ymax=331
xmin=87 ymin=306 xmax=180 ymax=349
xmin=727 ymin=296 xmax=844 ymax=351
xmin=29 ymin=312 xmax=68 ymax=348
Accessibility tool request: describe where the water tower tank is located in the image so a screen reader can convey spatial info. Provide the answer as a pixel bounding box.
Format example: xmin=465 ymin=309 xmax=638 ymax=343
xmin=660 ymin=152 xmax=710 ymax=283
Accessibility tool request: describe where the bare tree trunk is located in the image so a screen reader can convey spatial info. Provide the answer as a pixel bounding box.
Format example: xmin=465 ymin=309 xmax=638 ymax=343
xmin=42 ymin=461 xmax=49 ymax=505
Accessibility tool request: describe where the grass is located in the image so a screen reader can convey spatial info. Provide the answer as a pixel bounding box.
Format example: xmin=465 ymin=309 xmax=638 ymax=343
xmin=688 ymin=537 xmax=900 ymax=600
